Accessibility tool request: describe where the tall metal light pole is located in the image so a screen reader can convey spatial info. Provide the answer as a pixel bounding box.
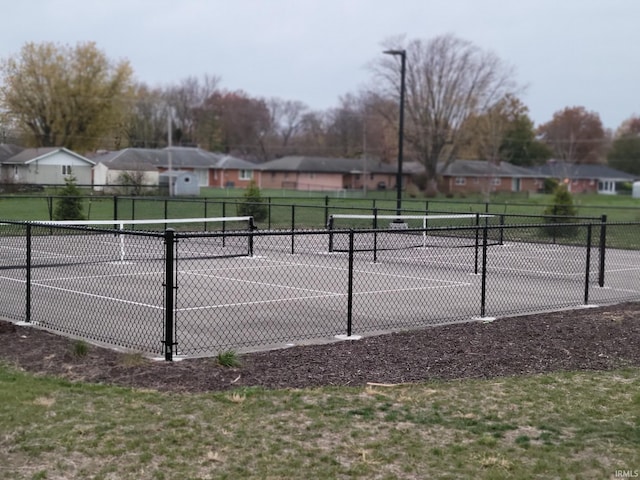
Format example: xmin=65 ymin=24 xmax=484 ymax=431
xmin=383 ymin=49 xmax=406 ymax=219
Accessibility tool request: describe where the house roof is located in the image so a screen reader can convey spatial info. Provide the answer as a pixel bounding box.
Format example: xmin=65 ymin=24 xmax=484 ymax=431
xmin=532 ymin=162 xmax=637 ymax=181
xmin=91 ymin=147 xmax=256 ymax=170
xmin=0 ymin=144 xmax=24 ymax=162
xmin=1 ymin=147 xmax=95 ymax=165
xmin=438 ymin=159 xmax=542 ymax=178
xmin=258 ymin=156 xmax=399 ymax=174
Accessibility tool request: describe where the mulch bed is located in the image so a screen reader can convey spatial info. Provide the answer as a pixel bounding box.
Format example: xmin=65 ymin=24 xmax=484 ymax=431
xmin=1 ymin=302 xmax=639 ymax=393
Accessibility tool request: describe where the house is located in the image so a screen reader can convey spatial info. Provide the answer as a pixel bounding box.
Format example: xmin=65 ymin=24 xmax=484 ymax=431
xmin=437 ymin=160 xmax=544 ymax=195
xmin=92 ymin=150 xmax=159 ymax=192
xmin=256 ymin=156 xmax=408 ymax=192
xmin=532 ymin=161 xmax=637 ymax=194
xmin=0 ymin=146 xmax=95 ymax=186
xmin=90 ymin=147 xmax=258 ymax=190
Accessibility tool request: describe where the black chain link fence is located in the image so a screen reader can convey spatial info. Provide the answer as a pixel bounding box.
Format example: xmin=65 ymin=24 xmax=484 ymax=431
xmin=1 ymin=218 xmax=639 ymax=360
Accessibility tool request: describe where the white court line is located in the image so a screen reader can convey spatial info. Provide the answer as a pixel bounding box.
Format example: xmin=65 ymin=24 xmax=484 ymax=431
xmin=30 ymin=270 xmax=163 ymax=283
xmin=178 ymin=293 xmax=343 ymax=311
xmin=240 ymin=256 xmax=469 ymax=284
xmin=178 ymin=281 xmax=469 ymax=312
xmin=29 ymin=282 xmax=162 ymax=309
xmin=188 ymin=272 xmax=341 ymax=295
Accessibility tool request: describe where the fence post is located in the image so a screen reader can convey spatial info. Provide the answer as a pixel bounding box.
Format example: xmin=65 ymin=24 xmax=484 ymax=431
xmin=474 ymin=213 xmax=480 ymax=274
xmin=480 ymin=223 xmax=489 ymax=318
xmin=291 ymin=204 xmax=296 ymax=254
xmin=26 ymin=223 xmax=32 ymax=323
xmin=373 ymin=207 xmax=378 ymax=263
xmin=163 ymin=228 xmax=176 ymax=361
xmin=113 ymin=195 xmax=118 ymax=222
xmin=584 ymin=224 xmax=592 ymax=304
xmin=598 ymin=214 xmax=607 ymax=287
xmin=268 ymin=197 xmax=272 ymax=230
xmin=347 ymin=229 xmax=354 ymax=336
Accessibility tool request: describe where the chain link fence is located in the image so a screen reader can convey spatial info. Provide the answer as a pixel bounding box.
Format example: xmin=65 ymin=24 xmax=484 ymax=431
xmin=1 ymin=218 xmax=639 ymax=360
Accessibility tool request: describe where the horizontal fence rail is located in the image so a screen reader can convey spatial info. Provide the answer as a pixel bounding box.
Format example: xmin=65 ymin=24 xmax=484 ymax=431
xmin=1 ymin=217 xmax=639 ymax=361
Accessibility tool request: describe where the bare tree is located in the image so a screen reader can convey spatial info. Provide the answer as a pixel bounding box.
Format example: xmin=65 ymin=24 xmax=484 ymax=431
xmin=165 ymin=75 xmax=220 ymax=146
xmin=373 ymin=34 xmax=519 ymax=195
xmin=538 ymin=106 xmax=607 ymax=164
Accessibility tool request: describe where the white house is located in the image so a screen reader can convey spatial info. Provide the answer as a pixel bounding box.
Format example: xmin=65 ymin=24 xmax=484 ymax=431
xmin=0 ymin=147 xmax=95 ymax=185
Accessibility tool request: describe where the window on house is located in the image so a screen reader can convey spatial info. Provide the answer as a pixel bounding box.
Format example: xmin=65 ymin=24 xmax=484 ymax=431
xmin=473 ymin=177 xmax=479 ymax=184
xmin=309 ymin=173 xmax=316 ymax=179
xmin=239 ymin=170 xmax=253 ymax=180
xmin=491 ymin=178 xmax=501 ymax=186
xmin=455 ymin=177 xmax=466 ymax=185
xmin=62 ymin=165 xmax=72 ymax=175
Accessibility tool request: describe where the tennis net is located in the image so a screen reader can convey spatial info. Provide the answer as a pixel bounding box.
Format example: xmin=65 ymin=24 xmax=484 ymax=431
xmin=0 ymin=216 xmax=255 ymax=269
xmin=327 ymin=213 xmax=501 ymax=252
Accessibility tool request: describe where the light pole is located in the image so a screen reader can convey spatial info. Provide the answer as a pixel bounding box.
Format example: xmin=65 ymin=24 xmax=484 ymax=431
xmin=383 ymin=49 xmax=406 ymax=220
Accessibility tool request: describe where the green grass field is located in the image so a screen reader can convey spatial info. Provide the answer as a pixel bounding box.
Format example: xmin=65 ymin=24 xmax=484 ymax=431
xmin=2 ymin=189 xmax=640 ymax=223
xmin=1 ymin=364 xmax=638 ymax=479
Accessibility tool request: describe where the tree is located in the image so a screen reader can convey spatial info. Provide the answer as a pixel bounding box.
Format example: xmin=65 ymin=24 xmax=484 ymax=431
xmin=0 ymin=41 xmax=134 ymax=151
xmin=54 ymin=176 xmax=85 ymax=220
xmin=200 ymin=90 xmax=271 ymax=160
xmin=537 ymin=106 xmax=606 ymax=164
xmin=500 ymin=114 xmax=552 ymax=166
xmin=166 ymin=75 xmax=220 ymax=146
xmin=237 ymin=180 xmax=267 ymax=222
xmin=372 ymin=34 xmax=519 ymax=196
xmin=119 ymin=83 xmax=168 ymax=149
xmin=542 ymin=184 xmax=578 ymax=238
xmin=608 ymin=135 xmax=640 ymax=175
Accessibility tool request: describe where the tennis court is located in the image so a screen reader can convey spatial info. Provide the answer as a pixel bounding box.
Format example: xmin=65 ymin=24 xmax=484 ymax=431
xmin=2 ymin=216 xmax=640 ymax=357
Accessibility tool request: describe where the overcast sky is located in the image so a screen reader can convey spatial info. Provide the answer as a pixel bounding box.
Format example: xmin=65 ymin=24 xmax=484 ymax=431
xmin=1 ymin=0 xmax=637 ymax=130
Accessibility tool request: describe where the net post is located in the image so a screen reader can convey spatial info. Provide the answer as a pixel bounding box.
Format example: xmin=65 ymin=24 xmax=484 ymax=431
xmin=474 ymin=213 xmax=480 ymax=274
xmin=163 ymin=228 xmax=176 ymax=361
xmin=222 ymin=202 xmax=227 ymax=247
xmin=248 ymin=216 xmax=255 ymax=257
xmin=327 ymin=215 xmax=335 ymax=252
xmin=373 ymin=208 xmax=378 ymax=259
xmin=598 ymin=214 xmax=606 ymax=287
xmin=119 ymin=222 xmax=125 ymax=262
xmin=324 ymin=195 xmax=329 ymax=228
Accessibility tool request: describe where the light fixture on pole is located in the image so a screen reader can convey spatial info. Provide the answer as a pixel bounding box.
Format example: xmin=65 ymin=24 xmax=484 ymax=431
xmin=383 ymin=49 xmax=406 ymax=221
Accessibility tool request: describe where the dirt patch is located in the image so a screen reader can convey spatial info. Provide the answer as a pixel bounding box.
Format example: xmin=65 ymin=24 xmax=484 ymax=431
xmin=1 ymin=303 xmax=639 ymax=393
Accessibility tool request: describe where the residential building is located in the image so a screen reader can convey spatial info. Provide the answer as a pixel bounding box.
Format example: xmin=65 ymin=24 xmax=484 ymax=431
xmin=0 ymin=146 xmax=95 ymax=185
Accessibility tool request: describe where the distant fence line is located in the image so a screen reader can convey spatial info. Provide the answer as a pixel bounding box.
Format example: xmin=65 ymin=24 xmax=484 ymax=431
xmin=0 ymin=192 xmax=625 ymax=228
xmin=1 ymin=218 xmax=639 ymax=361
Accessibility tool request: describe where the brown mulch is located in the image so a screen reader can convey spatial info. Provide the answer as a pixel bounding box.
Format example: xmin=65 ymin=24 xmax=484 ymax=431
xmin=1 ymin=302 xmax=639 ymax=393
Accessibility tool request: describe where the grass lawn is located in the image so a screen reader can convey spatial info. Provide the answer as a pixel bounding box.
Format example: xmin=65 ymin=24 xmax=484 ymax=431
xmin=1 ymin=364 xmax=639 ymax=479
